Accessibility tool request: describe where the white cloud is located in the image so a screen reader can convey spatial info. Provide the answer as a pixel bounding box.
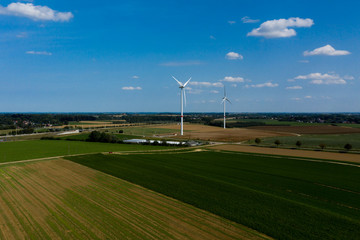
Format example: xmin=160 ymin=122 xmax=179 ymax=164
xmin=228 ymin=20 xmax=236 ymax=25
xmin=16 ymin=32 xmax=27 ymax=38
xmin=247 ymin=17 xmax=314 ymax=38
xmin=294 ymin=73 xmax=349 ymax=85
xmin=298 ymin=60 xmax=309 ymax=63
xmin=189 ymin=81 xmax=223 ymax=88
xmin=246 ymin=82 xmax=279 ymax=88
xmin=132 ymin=75 xmax=139 ymax=79
xmin=209 ymin=35 xmax=216 ymax=40
xmin=344 ymin=75 xmax=355 ymax=80
xmin=304 ymin=96 xmax=312 ymax=99
xmin=26 ymin=51 xmax=52 ymax=55
xmin=210 ymin=90 xmax=219 ymax=94
xmin=122 ymin=86 xmax=142 ymax=90
xmin=286 ymin=85 xmax=303 ymax=90
xmin=0 ymin=3 xmax=73 ymax=22
xmin=159 ymin=61 xmax=203 ymax=66
xmin=231 ymin=84 xmax=237 ymax=88
xmin=225 ymin=52 xmax=243 ymax=60
xmin=291 ymin=98 xmax=301 ymax=101
xmin=304 ymin=45 xmax=350 ymax=56
xmin=221 ymin=76 xmax=244 ymax=83
xmin=208 ymin=100 xmax=216 ymax=103
xmin=241 ymin=16 xmax=259 ymax=23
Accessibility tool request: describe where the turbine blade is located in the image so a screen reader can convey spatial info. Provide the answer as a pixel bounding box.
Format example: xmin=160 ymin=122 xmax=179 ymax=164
xmin=224 ymin=86 xmax=226 ymax=97
xmin=226 ymin=98 xmax=232 ymax=104
xmin=183 ymin=77 xmax=192 ymax=87
xmin=172 ymin=76 xmax=183 ymax=86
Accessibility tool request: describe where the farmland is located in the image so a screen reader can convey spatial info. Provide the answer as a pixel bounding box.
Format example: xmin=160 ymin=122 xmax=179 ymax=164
xmin=153 ymin=124 xmax=291 ymax=142
xmin=0 ymin=140 xmax=174 ymax=163
xmin=250 ymin=133 xmax=360 ymax=151
xmin=0 ymin=159 xmax=267 ymax=240
xmin=67 ymin=151 xmax=360 ymax=240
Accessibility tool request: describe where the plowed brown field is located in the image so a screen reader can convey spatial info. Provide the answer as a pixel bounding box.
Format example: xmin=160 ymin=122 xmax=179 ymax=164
xmin=0 ymin=159 xmax=270 ymax=240
xmin=154 ymin=124 xmax=291 ymax=142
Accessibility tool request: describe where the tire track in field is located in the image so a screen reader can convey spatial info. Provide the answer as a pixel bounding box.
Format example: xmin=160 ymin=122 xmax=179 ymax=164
xmin=0 ymin=159 xmax=271 ymax=240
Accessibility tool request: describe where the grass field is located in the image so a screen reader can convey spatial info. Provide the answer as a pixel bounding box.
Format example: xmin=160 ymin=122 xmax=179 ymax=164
xmin=0 ymin=159 xmax=268 ymax=240
xmin=253 ymin=133 xmax=360 ymax=150
xmin=0 ymin=140 xmax=173 ymax=163
xmin=60 ymin=133 xmax=142 ymax=141
xmin=225 ymin=118 xmax=360 ymax=128
xmin=67 ymin=151 xmax=360 ymax=240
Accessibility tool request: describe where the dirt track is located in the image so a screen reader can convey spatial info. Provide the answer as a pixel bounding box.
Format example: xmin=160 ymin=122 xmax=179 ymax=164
xmin=0 ymin=159 xmax=270 ymax=240
xmin=209 ymin=144 xmax=360 ymax=164
xmin=155 ymin=124 xmax=291 ymax=142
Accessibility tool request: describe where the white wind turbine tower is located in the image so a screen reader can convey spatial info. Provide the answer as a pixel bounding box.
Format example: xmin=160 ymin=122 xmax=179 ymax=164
xmin=172 ymin=76 xmax=191 ymax=135
xmin=221 ymin=86 xmax=231 ymax=129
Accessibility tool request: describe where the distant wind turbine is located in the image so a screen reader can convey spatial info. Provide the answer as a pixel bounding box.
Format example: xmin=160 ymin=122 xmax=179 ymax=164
xmin=172 ymin=76 xmax=191 ymax=135
xmin=221 ymin=86 xmax=231 ymax=129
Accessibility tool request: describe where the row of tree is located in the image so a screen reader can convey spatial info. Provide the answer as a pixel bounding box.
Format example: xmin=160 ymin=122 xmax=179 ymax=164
xmin=254 ymin=138 xmax=353 ymax=151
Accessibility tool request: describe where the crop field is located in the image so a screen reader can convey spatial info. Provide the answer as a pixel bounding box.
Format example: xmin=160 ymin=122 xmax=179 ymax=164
xmin=0 ymin=159 xmax=267 ymax=240
xmin=253 ymin=133 xmax=360 ymax=151
xmin=153 ymin=124 xmax=290 ymax=142
xmin=67 ymin=151 xmax=360 ymax=240
xmin=224 ymin=119 xmax=360 ymax=128
xmin=0 ymin=140 xmax=174 ymax=163
xmin=60 ymin=133 xmax=142 ymax=141
xmin=121 ymin=126 xmax=179 ymax=136
xmin=249 ymin=125 xmax=360 ymax=134
xmin=210 ymin=144 xmax=360 ymax=163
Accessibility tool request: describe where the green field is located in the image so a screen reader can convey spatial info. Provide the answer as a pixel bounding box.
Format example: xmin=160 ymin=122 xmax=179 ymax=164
xmin=0 ymin=140 xmax=173 ymax=163
xmin=60 ymin=133 xmax=142 ymax=141
xmin=117 ymin=126 xmax=179 ymax=136
xmin=253 ymin=133 xmax=360 ymax=150
xmin=67 ymin=151 xmax=360 ymax=240
xmin=225 ymin=118 xmax=360 ymax=128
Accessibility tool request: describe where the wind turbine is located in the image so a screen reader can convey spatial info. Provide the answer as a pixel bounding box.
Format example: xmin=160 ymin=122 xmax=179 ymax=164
xmin=172 ymin=76 xmax=191 ymax=135
xmin=221 ymin=86 xmax=231 ymax=129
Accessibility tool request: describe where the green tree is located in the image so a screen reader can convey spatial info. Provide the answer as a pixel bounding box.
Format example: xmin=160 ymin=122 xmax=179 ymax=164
xmin=344 ymin=143 xmax=352 ymax=151
xmin=319 ymin=143 xmax=326 ymax=150
xmin=296 ymin=141 xmax=302 ymax=148
xmin=274 ymin=140 xmax=280 ymax=147
xmin=255 ymin=138 xmax=261 ymax=144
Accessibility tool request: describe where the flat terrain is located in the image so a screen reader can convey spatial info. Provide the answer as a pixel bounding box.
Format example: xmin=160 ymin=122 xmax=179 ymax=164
xmin=68 ymin=151 xmax=360 ymax=240
xmin=209 ymin=144 xmax=360 ymax=163
xmin=154 ymin=124 xmax=291 ymax=141
xmin=0 ymin=140 xmax=174 ymax=163
xmin=0 ymin=159 xmax=266 ymax=240
xmin=249 ymin=125 xmax=360 ymax=134
xmin=253 ymin=133 xmax=360 ymax=151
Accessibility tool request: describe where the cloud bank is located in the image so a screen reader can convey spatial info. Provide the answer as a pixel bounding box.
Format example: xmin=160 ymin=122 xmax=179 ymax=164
xmin=295 ymin=73 xmax=351 ymax=85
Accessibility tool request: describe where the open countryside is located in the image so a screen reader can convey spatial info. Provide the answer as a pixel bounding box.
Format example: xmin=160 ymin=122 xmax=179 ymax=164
xmin=1 ymin=0 xmax=360 ymax=239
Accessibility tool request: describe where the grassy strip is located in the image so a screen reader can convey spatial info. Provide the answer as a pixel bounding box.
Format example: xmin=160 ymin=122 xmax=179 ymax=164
xmin=67 ymin=151 xmax=360 ymax=240
xmin=0 ymin=140 xmax=174 ymax=163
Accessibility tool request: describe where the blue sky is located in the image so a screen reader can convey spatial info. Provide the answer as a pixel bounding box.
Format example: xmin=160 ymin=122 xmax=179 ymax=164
xmin=0 ymin=0 xmax=359 ymax=112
